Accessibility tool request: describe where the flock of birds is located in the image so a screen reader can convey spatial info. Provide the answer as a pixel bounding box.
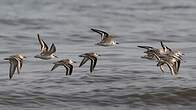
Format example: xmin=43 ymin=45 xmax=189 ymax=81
xmin=138 ymin=41 xmax=184 ymax=78
xmin=4 ymin=28 xmax=184 ymax=79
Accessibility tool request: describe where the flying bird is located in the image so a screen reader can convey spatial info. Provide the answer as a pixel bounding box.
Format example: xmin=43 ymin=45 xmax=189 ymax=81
xmin=4 ymin=54 xmax=26 ymax=79
xmin=51 ymin=59 xmax=76 ymax=76
xmin=91 ymin=28 xmax=119 ymax=46
xmin=138 ymin=41 xmax=172 ymax=60
xmin=153 ymin=52 xmax=181 ymax=77
xmin=34 ymin=34 xmax=57 ymax=60
xmin=138 ymin=41 xmax=184 ymax=77
xmin=79 ymin=52 xmax=100 ymax=73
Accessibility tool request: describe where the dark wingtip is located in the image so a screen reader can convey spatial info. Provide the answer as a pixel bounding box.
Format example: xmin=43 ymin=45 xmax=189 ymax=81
xmin=91 ymin=28 xmax=96 ymax=31
xmin=79 ymin=55 xmax=83 ymax=57
xmin=4 ymin=58 xmax=9 ymax=60
xmin=160 ymin=40 xmax=164 ymax=46
xmin=90 ymin=67 xmax=94 ymax=73
xmin=9 ymin=76 xmax=12 ymax=80
xmin=69 ymin=70 xmax=72 ymax=76
xmin=37 ymin=33 xmax=40 ymax=37
xmin=137 ymin=45 xmax=153 ymax=49
xmin=51 ymin=43 xmax=56 ymax=47
xmin=91 ymin=28 xmax=99 ymax=33
xmin=79 ymin=63 xmax=83 ymax=67
xmin=137 ymin=46 xmax=143 ymax=48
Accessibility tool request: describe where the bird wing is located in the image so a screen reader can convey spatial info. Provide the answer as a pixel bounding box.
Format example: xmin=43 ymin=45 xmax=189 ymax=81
xmin=79 ymin=57 xmax=89 ymax=67
xmin=63 ymin=64 xmax=69 ymax=76
xmin=165 ymin=62 xmax=176 ymax=76
xmin=152 ymin=52 xmax=161 ymax=61
xmin=9 ymin=59 xmax=17 ymax=79
xmin=41 ymin=40 xmax=49 ymax=52
xmin=91 ymin=28 xmax=109 ymax=40
xmin=20 ymin=60 xmax=23 ymax=69
xmin=67 ymin=64 xmax=73 ymax=75
xmin=92 ymin=56 xmax=97 ymax=70
xmin=37 ymin=34 xmax=48 ymax=52
xmin=137 ymin=46 xmax=154 ymax=50
xmin=13 ymin=57 xmax=21 ymax=74
xmin=89 ymin=56 xmax=97 ymax=73
xmin=160 ymin=65 xmax=165 ymax=73
xmin=175 ymin=60 xmax=181 ymax=73
xmin=49 ymin=43 xmax=56 ymax=54
xmin=51 ymin=63 xmax=60 ymax=71
xmin=89 ymin=58 xmax=94 ymax=73
xmin=160 ymin=41 xmax=172 ymax=52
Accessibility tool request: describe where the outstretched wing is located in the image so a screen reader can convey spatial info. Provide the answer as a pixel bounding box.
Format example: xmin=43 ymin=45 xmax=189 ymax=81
xmin=63 ymin=64 xmax=69 ymax=76
xmin=165 ymin=62 xmax=176 ymax=76
xmin=137 ymin=46 xmax=154 ymax=50
xmin=79 ymin=57 xmax=89 ymax=67
xmin=9 ymin=59 xmax=18 ymax=79
xmin=41 ymin=40 xmax=48 ymax=51
xmin=14 ymin=57 xmax=21 ymax=74
xmin=37 ymin=34 xmax=48 ymax=52
xmin=51 ymin=63 xmax=60 ymax=71
xmin=49 ymin=43 xmax=56 ymax=54
xmin=176 ymin=60 xmax=181 ymax=73
xmin=92 ymin=57 xmax=97 ymax=70
xmin=68 ymin=64 xmax=73 ymax=75
xmin=89 ymin=58 xmax=94 ymax=73
xmin=89 ymin=56 xmax=97 ymax=73
xmin=160 ymin=41 xmax=172 ymax=52
xmin=91 ymin=28 xmax=109 ymax=40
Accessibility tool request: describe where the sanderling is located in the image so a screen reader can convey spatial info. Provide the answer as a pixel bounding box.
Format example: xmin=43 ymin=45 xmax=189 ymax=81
xmin=4 ymin=54 xmax=26 ymax=79
xmin=153 ymin=52 xmax=181 ymax=77
xmin=51 ymin=59 xmax=76 ymax=76
xmin=138 ymin=41 xmax=184 ymax=77
xmin=169 ymin=49 xmax=184 ymax=61
xmin=34 ymin=34 xmax=57 ymax=60
xmin=138 ymin=41 xmax=172 ymax=60
xmin=162 ymin=49 xmax=183 ymax=72
xmin=79 ymin=52 xmax=100 ymax=73
xmin=91 ymin=28 xmax=119 ymax=46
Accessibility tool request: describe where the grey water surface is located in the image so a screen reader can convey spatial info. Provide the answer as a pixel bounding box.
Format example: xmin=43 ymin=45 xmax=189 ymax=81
xmin=0 ymin=0 xmax=196 ymax=110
